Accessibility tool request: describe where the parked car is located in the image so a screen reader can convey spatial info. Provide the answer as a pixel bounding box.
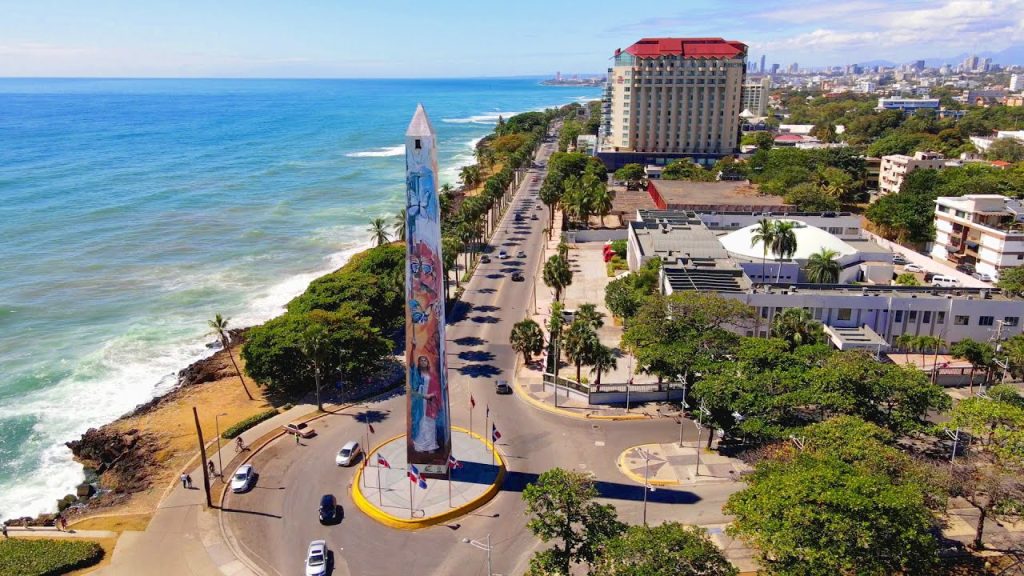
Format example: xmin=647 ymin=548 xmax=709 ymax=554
xmin=318 ymin=494 xmax=339 ymax=524
xmin=531 ymin=214 xmax=539 ymax=220
xmin=495 ymin=380 xmax=512 ymax=394
xmin=892 ymin=254 xmax=908 ymax=265
xmin=903 ymin=264 xmax=925 ymax=273
xmin=535 ymin=205 xmax=542 ymax=210
xmin=972 ymin=271 xmax=995 ymax=282
xmin=956 ymin=263 xmax=976 ymax=274
xmin=335 ymin=441 xmax=362 ymax=466
xmin=230 ymin=464 xmax=255 ymax=493
xmin=283 ymin=421 xmax=316 ymax=438
xmin=498 ymin=250 xmax=508 ymax=259
xmin=516 ymin=250 xmax=527 ymax=258
xmin=514 ymin=214 xmax=523 ymax=222
xmin=480 ymin=255 xmax=491 ymax=264
xmin=931 ymin=274 xmax=961 ymax=287
xmin=305 ymin=540 xmax=328 ymax=576
xmin=511 ymin=271 xmax=524 ymax=282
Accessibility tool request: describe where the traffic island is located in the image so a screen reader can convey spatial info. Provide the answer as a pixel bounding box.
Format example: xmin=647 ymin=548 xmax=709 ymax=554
xmin=616 ymin=442 xmax=752 ymax=487
xmin=351 ymin=427 xmax=505 ymax=530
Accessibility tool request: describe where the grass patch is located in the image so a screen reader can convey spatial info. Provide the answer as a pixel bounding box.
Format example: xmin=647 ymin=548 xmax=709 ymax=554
xmin=69 ymin=513 xmax=151 ymax=533
xmin=222 ymin=408 xmax=278 ymax=439
xmin=0 ymin=539 xmax=104 ymax=576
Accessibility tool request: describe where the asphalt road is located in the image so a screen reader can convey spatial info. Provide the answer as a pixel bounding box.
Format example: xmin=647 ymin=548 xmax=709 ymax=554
xmin=221 ymin=132 xmax=734 ymax=576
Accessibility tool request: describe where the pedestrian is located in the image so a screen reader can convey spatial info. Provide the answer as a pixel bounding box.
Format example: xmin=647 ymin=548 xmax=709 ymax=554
xmin=180 ymin=473 xmax=188 ymax=488
xmin=208 ymin=460 xmax=215 ymax=477
xmin=236 ymin=436 xmax=244 ymax=452
xmin=294 ymin=432 xmax=300 ymax=445
xmin=60 ymin=516 xmax=68 ymax=532
xmin=2 ymin=523 xmax=8 ymax=539
xmin=55 ymin=514 xmax=63 ymax=532
xmin=185 ymin=474 xmax=193 ymax=489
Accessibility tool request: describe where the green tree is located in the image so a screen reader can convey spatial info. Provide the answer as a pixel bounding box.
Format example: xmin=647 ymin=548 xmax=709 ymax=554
xmin=208 ymin=314 xmax=254 ymax=400
xmin=985 ymin=138 xmax=1024 ymax=163
xmin=563 ymin=319 xmax=599 ymax=382
xmin=770 ymin=308 xmax=824 ymax=349
xmin=751 ymin=131 xmax=774 ymax=151
xmin=662 ymin=158 xmax=711 ymax=181
xmin=368 ymin=217 xmax=391 ymax=247
xmin=588 ymin=343 xmax=618 ymax=387
xmin=950 ymin=338 xmax=995 ymax=394
xmin=592 ymin=523 xmax=737 ymax=576
xmin=613 ymin=163 xmax=646 ymax=190
xmin=392 ymin=207 xmax=406 ymax=241
xmin=750 ymin=219 xmax=778 ymax=283
xmin=997 ymin=267 xmax=1024 ymax=297
xmin=895 ymin=272 xmax=921 ymax=286
xmin=770 ymin=221 xmax=798 ymax=282
xmin=803 ymin=248 xmax=841 ymax=284
xmin=510 ymin=319 xmax=545 ymax=364
xmin=590 ymin=185 xmax=615 ymax=228
xmin=543 ymin=253 xmax=573 ymax=301
xmin=818 ymin=166 xmax=854 ymax=201
xmin=522 ymin=468 xmax=625 ymax=574
xmin=301 ymin=322 xmax=330 ymax=411
xmin=459 ymin=164 xmax=482 ymax=188
xmin=784 ymin=182 xmax=841 ymax=212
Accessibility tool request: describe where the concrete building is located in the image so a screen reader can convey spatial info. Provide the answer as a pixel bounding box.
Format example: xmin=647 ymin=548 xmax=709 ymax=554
xmin=1010 ymin=74 xmax=1023 ymax=92
xmin=876 ymin=97 xmax=940 ymax=112
xmin=625 ymin=210 xmax=1024 ymax=347
xmin=600 ymin=37 xmax=747 ymax=169
xmin=970 ymin=130 xmax=1024 ymax=153
xmin=878 ymin=151 xmax=956 ymax=196
xmin=931 ymin=194 xmax=1024 ymax=278
xmin=741 ymin=76 xmax=771 ymax=116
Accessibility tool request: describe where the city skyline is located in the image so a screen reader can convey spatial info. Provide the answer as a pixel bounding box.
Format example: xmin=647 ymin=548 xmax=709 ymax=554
xmin=1 ymin=0 xmax=1023 ymax=78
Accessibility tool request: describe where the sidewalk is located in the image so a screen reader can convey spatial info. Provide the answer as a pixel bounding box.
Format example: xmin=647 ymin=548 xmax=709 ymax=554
xmin=94 ymin=402 xmax=318 ymax=575
xmin=4 ymin=526 xmax=117 ymax=540
xmin=514 ymin=363 xmax=660 ymax=420
xmin=616 ymin=442 xmax=752 ymax=487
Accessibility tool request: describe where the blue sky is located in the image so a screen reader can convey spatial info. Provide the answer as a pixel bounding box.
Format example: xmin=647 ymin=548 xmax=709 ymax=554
xmin=1 ymin=0 xmax=1021 ymax=77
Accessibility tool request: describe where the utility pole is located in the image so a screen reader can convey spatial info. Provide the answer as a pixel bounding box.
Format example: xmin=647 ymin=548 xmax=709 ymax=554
xmin=677 ymin=375 xmax=688 ymax=448
xmin=214 ymin=412 xmax=227 ymax=478
xmin=192 ymin=407 xmax=212 ymax=508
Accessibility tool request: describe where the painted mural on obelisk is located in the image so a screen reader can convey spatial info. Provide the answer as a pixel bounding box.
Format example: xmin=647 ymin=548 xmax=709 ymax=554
xmin=404 ymin=104 xmax=451 ymax=476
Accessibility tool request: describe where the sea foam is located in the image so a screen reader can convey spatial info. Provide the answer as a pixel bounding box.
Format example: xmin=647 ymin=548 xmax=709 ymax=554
xmin=345 ymin=145 xmax=405 ymax=158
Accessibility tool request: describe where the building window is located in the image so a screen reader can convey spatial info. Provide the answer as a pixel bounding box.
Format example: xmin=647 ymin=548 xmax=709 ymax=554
xmin=908 ymin=310 xmax=917 ymax=322
xmin=837 ymin=308 xmax=852 ymax=321
xmin=923 ymin=311 xmax=932 ymax=324
xmin=979 ymin=316 xmax=995 ymax=326
xmin=1005 ymin=317 xmax=1019 ymax=327
xmin=954 ymin=315 xmax=969 ymax=325
xmin=894 ymin=310 xmax=904 ymax=322
xmin=937 ymin=311 xmax=945 ymax=324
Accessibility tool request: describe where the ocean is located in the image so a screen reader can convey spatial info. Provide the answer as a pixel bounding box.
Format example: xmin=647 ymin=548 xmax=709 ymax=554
xmin=0 ymin=77 xmax=600 ymax=519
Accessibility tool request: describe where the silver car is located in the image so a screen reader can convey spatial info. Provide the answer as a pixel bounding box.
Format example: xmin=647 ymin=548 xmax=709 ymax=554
xmin=305 ymin=540 xmax=328 ymax=576
xmin=335 ymin=441 xmax=362 ymax=466
xmin=230 ymin=464 xmax=255 ymax=493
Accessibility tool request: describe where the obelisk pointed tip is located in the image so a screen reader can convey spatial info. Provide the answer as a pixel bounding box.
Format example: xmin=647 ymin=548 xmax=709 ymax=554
xmin=406 ymin=103 xmax=435 ymax=137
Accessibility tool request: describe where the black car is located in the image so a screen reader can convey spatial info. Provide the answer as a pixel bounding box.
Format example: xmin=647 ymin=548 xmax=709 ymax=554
xmin=495 ymin=380 xmax=512 ymax=394
xmin=319 ymin=494 xmax=339 ymax=524
xmin=511 ymin=271 xmax=524 ymax=282
xmin=480 ymin=255 xmax=491 ymax=264
xmin=514 ymin=214 xmax=523 ymax=222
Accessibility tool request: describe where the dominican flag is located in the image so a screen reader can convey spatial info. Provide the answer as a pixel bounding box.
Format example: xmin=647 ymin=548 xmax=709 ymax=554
xmin=486 ymin=405 xmax=490 ymax=419
xmin=448 ymin=454 xmax=463 ymax=470
xmin=470 ymin=394 xmax=476 ymax=409
xmin=408 ymin=464 xmax=428 ymax=489
xmin=492 ymin=424 xmax=502 ymax=443
xmin=377 ymin=454 xmax=390 ymax=469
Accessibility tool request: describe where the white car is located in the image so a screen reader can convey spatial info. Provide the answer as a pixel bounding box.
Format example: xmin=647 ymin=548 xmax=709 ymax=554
xmin=335 ymin=441 xmax=362 ymax=467
xmin=903 ymin=264 xmax=924 ymax=273
xmin=972 ymin=272 xmax=995 ymax=282
xmin=230 ymin=464 xmax=255 ymax=493
xmin=305 ymin=540 xmax=328 ymax=576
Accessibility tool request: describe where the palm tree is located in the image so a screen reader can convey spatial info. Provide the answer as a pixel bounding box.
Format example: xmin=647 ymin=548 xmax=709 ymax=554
xmin=543 ymin=254 xmax=573 ymax=302
xmin=750 ymin=219 xmax=777 ymax=283
xmin=393 ymin=208 xmax=407 ymax=241
xmin=770 ymin=308 xmax=824 ymax=349
xmin=574 ymin=303 xmax=605 ymax=332
xmin=563 ymin=321 xmax=599 ymax=382
xmin=590 ymin=185 xmax=615 ymax=228
xmin=510 ymin=319 xmax=545 ymax=364
xmin=951 ymin=338 xmax=994 ymax=394
xmin=771 ymin=221 xmax=798 ymax=283
xmin=368 ymin=217 xmax=390 ymax=247
xmin=208 ymin=314 xmax=253 ymax=400
xmin=459 ymin=165 xmax=482 ymax=188
xmin=895 ymin=334 xmax=919 ymax=355
xmin=916 ymin=335 xmax=940 ymax=367
xmin=589 ymin=344 xmax=618 ymax=387
xmin=300 ymin=324 xmax=331 ymax=411
xmin=804 ymin=248 xmax=841 ymax=284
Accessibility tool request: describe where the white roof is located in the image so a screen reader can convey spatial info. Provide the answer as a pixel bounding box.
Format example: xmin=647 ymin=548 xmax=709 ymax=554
xmin=719 ymin=220 xmax=858 ymax=262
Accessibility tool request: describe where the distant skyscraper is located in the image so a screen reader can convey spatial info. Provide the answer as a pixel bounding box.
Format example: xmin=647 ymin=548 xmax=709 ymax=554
xmin=963 ymin=54 xmax=979 ymax=72
xmin=1011 ymin=74 xmax=1023 ymax=92
xmin=771 ymin=63 xmax=780 ymax=75
xmin=913 ymin=60 xmax=925 ymax=72
xmin=789 ymin=62 xmax=799 ymax=74
xmin=760 ymin=54 xmax=766 ymax=75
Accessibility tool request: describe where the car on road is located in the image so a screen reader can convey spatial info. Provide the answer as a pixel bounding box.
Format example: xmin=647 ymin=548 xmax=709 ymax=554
xmin=318 ymin=494 xmax=339 ymax=524
xmin=305 ymin=540 xmax=328 ymax=576
xmin=516 ymin=250 xmax=527 ymax=258
xmin=495 ymin=380 xmax=512 ymax=394
xmin=931 ymin=274 xmax=960 ymax=287
xmin=531 ymin=214 xmax=538 ymax=220
xmin=480 ymin=255 xmax=491 ymax=264
xmin=956 ymin=264 xmax=976 ymax=275
xmin=282 ymin=421 xmax=316 ymax=438
xmin=903 ymin=264 xmax=924 ymax=273
xmin=514 ymin=214 xmax=523 ymax=222
xmin=892 ymin=254 xmax=908 ymax=265
xmin=498 ymin=250 xmax=508 ymax=259
xmin=230 ymin=464 xmax=255 ymax=493
xmin=972 ymin=271 xmax=994 ymax=282
xmin=335 ymin=441 xmax=362 ymax=466
xmin=511 ymin=271 xmax=524 ymax=282
xmin=535 ymin=205 xmax=542 ymax=210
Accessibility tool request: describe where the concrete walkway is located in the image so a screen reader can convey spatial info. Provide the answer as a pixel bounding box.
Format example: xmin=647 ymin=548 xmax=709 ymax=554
xmin=4 ymin=526 xmax=117 ymax=540
xmin=616 ymin=442 xmax=752 ymax=487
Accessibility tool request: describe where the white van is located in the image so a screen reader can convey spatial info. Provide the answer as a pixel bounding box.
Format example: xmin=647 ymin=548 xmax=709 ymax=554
xmin=931 ymin=275 xmax=960 ymax=287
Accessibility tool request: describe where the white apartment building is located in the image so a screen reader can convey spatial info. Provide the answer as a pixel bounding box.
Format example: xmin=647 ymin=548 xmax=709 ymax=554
xmin=876 ymin=97 xmax=940 ymax=112
xmin=878 ymin=151 xmax=957 ymax=196
xmin=605 ymin=37 xmax=747 ymax=155
xmin=1010 ymin=74 xmax=1022 ymax=92
xmin=741 ymin=76 xmax=771 ymax=116
xmin=970 ymin=130 xmax=1024 ymax=154
xmin=931 ymin=194 xmax=1024 ymax=277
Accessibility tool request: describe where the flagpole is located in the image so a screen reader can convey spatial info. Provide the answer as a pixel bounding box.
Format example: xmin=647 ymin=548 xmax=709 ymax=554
xmin=363 ymin=420 xmax=369 ymax=488
xmin=409 ymin=468 xmax=414 ymax=517
xmin=470 ymin=400 xmax=474 ymax=442
xmin=491 ymin=423 xmax=495 ymax=467
xmin=484 ymin=408 xmax=489 ymax=457
xmin=448 ymin=463 xmax=452 ymax=508
xmin=377 ymin=459 xmax=383 ymax=506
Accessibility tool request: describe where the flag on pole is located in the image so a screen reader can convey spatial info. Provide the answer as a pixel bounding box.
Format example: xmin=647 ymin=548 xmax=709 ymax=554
xmin=368 ymin=423 xmax=375 ymax=434
xmin=491 ymin=423 xmax=501 ymax=442
xmin=486 ymin=404 xmax=490 ymax=419
xmin=408 ymin=464 xmax=428 ymax=489
xmin=470 ymin=394 xmax=476 ymax=409
xmin=448 ymin=454 xmax=463 ymax=470
xmin=377 ymin=454 xmax=390 ymax=468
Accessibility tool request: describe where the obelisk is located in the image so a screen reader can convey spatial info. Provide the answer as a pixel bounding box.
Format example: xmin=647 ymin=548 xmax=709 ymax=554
xmin=404 ymin=104 xmax=451 ymax=477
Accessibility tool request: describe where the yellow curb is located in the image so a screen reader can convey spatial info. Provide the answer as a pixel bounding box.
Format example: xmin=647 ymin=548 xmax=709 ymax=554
xmin=615 ymin=444 xmax=681 ymax=487
xmin=350 ymin=425 xmax=505 ymax=530
xmin=513 ymin=357 xmax=652 ymax=422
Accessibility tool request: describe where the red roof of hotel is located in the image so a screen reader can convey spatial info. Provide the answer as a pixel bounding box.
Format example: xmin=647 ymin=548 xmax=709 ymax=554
xmin=624 ymin=37 xmax=746 ymax=59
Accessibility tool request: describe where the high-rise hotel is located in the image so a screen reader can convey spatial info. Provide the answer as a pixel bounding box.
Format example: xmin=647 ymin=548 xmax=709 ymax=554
xmin=599 ymin=37 xmax=747 ymax=169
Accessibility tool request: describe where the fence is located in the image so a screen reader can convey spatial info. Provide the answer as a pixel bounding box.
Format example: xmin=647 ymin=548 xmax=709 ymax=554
xmin=542 ymin=373 xmax=684 ymax=405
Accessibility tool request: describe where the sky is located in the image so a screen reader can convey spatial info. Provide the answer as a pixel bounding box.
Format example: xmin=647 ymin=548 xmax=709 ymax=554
xmin=1 ymin=0 xmax=1022 ymax=78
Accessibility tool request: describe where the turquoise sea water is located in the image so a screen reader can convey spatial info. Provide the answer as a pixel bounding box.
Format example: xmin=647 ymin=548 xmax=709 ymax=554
xmin=0 ymin=78 xmax=600 ymax=519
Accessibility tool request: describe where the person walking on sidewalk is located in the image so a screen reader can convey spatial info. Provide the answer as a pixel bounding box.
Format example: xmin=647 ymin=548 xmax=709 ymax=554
xmin=180 ymin=473 xmax=188 ymax=488
xmin=208 ymin=460 xmax=215 ymax=477
xmin=61 ymin=516 xmax=68 ymax=532
xmin=294 ymin=433 xmax=300 ymax=446
xmin=185 ymin=474 xmax=193 ymax=489
xmin=2 ymin=523 xmax=8 ymax=539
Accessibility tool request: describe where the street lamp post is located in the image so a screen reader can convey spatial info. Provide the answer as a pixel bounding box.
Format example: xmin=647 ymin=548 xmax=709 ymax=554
xmin=462 ymin=534 xmax=493 ymax=576
xmin=677 ymin=375 xmax=688 ymax=448
xmin=214 ymin=412 xmax=228 ymax=478
xmin=694 ymin=400 xmax=710 ymax=476
xmin=639 ymin=449 xmax=656 ymax=526
xmin=946 ymin=428 xmax=961 ymax=463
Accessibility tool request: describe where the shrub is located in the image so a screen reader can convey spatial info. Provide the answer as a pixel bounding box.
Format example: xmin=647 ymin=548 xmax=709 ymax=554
xmin=0 ymin=538 xmax=104 ymax=576
xmin=610 ymin=239 xmax=627 ymax=259
xmin=222 ymin=409 xmax=278 ymax=439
